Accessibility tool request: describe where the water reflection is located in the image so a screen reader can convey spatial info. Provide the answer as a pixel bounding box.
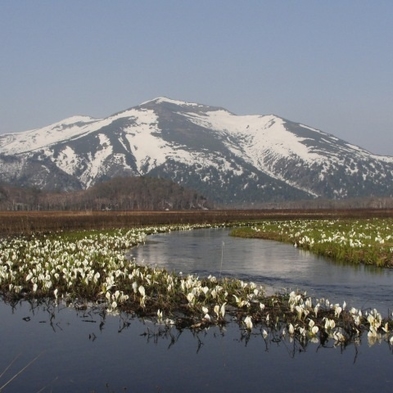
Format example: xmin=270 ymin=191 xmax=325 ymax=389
xmin=2 ymin=228 xmax=393 ymax=392
xmin=1 ymin=299 xmax=392 ymax=392
xmin=131 ymin=228 xmax=393 ymax=313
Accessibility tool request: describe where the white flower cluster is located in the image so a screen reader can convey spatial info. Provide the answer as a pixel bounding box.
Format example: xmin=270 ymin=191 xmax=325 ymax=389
xmin=285 ymin=290 xmax=393 ymax=346
xmin=1 ymin=222 xmax=392 ymax=348
xmin=254 ymin=218 xmax=393 ymax=251
xmin=249 ymin=218 xmax=393 ymax=266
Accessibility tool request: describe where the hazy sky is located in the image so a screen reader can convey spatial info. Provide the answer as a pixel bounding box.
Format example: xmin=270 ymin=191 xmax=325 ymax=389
xmin=1 ymin=1 xmax=392 ymax=155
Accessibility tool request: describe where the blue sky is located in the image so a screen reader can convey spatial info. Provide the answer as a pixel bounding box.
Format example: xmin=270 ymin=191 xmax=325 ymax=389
xmin=1 ymin=1 xmax=392 ymax=155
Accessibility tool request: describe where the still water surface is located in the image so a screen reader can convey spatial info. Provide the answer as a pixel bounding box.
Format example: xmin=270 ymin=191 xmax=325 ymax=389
xmin=1 ymin=228 xmax=392 ymax=392
xmin=131 ymin=228 xmax=393 ymax=313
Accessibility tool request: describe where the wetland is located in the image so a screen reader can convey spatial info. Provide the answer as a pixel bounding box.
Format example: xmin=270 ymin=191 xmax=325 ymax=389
xmin=1 ymin=217 xmax=393 ymax=392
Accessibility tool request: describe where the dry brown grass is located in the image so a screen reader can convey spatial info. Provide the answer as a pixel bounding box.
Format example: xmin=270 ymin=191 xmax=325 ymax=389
xmin=1 ymin=208 xmax=393 ymax=236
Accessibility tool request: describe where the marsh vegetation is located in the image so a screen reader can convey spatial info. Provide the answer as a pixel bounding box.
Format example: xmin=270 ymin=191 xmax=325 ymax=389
xmin=1 ymin=220 xmax=393 ymax=353
xmin=231 ymin=218 xmax=393 ymax=267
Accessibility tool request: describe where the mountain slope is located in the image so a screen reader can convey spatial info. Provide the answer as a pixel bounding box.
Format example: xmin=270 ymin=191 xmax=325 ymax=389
xmin=1 ymin=97 xmax=392 ymax=204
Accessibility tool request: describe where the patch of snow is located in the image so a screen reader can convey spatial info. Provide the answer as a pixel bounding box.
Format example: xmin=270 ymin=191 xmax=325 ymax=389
xmin=0 ymin=116 xmax=99 ymax=155
xmin=298 ymin=123 xmax=324 ymax=135
xmin=141 ymin=97 xmax=205 ymax=108
xmin=110 ymin=153 xmax=132 ymax=169
xmin=80 ymin=134 xmax=113 ymax=187
xmin=54 ymin=146 xmax=81 ymax=175
xmin=122 ymin=110 xmax=171 ymax=173
xmin=40 ymin=165 xmax=50 ymax=174
xmin=180 ymin=110 xmax=321 ymax=165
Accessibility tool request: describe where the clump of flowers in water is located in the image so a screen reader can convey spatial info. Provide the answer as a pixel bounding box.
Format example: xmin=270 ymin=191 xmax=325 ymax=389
xmin=0 ymin=224 xmax=392 ymax=349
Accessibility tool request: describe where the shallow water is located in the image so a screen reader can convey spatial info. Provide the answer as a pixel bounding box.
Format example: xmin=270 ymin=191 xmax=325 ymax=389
xmin=1 ymin=227 xmax=393 ymax=392
xmin=130 ymin=228 xmax=393 ymax=313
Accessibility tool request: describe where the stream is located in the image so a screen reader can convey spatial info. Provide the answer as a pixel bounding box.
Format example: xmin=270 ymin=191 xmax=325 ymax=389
xmin=1 ymin=227 xmax=392 ymax=392
xmin=131 ymin=228 xmax=393 ymax=313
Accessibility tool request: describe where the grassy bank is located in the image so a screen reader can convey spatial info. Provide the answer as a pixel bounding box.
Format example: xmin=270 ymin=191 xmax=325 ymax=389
xmin=231 ymin=218 xmax=393 ymax=267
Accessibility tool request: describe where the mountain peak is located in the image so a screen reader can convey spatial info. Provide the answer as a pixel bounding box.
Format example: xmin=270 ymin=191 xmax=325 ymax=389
xmin=1 ymin=98 xmax=392 ymax=204
xmin=140 ymin=97 xmax=204 ymax=107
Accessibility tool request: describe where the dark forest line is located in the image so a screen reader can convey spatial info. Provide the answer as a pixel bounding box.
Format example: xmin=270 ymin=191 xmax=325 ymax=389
xmin=0 ymin=176 xmax=209 ymax=211
xmin=2 ymin=176 xmax=393 ymax=212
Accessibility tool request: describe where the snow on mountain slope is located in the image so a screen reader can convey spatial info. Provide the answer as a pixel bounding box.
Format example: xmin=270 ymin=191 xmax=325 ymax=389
xmin=1 ymin=96 xmax=392 ymax=203
xmin=120 ymin=108 xmax=176 ymax=173
xmin=180 ymin=111 xmax=317 ymax=164
xmin=140 ymin=96 xmax=207 ymax=108
xmin=173 ymin=106 xmax=393 ymax=198
xmin=0 ymin=116 xmax=98 ymax=155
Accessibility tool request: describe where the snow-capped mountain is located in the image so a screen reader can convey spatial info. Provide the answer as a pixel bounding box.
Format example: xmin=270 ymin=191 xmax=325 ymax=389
xmin=1 ymin=97 xmax=392 ymax=204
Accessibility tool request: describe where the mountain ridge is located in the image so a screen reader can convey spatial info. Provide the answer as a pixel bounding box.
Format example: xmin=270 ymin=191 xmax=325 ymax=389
xmin=1 ymin=97 xmax=392 ymax=205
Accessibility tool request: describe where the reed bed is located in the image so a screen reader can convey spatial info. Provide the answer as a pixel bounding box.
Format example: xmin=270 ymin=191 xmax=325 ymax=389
xmin=1 ymin=223 xmax=392 ymax=350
